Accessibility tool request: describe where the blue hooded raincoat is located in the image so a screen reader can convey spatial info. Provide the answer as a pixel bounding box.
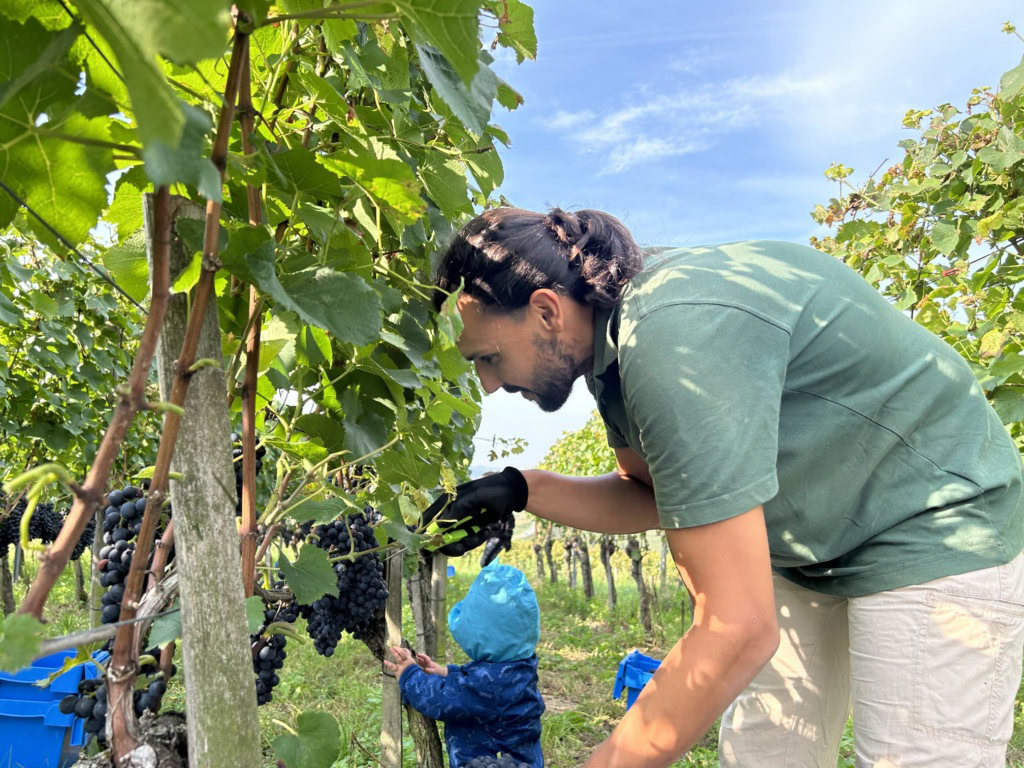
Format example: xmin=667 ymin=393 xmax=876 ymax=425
xmin=398 ymin=562 xmax=545 ymax=767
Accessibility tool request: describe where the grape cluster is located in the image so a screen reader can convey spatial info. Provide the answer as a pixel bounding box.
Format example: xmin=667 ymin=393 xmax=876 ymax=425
xmin=97 ymin=486 xmax=168 ymax=626
xmin=69 ymin=514 xmax=95 ymax=561
xmin=298 ymin=511 xmax=387 ymax=656
xmin=231 ymin=433 xmax=266 ymax=516
xmin=251 ymin=591 xmax=299 ymax=705
xmin=278 ymin=519 xmax=313 ymax=549
xmin=479 ymin=514 xmax=516 ymax=568
xmin=466 ymin=755 xmax=530 ymax=768
xmin=0 ymin=498 xmax=63 ymax=548
xmin=57 ymin=650 xmax=172 ymax=747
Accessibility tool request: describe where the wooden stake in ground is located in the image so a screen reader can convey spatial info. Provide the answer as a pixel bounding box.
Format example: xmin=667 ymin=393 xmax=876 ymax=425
xmin=626 ymin=536 xmax=653 ymax=637
xmin=381 ymin=550 xmax=404 ymax=767
xmin=600 ymin=537 xmax=617 ymax=611
xmin=578 ymin=536 xmax=594 ymax=601
xmin=409 ymin=553 xmax=435 ymax=657
xmin=544 ymin=526 xmax=557 ymax=584
xmin=0 ymin=554 xmax=13 ymax=615
xmin=150 ymin=195 xmax=261 ymax=768
xmin=89 ymin=507 xmax=103 ymax=628
xmin=430 ymin=553 xmax=448 ymax=663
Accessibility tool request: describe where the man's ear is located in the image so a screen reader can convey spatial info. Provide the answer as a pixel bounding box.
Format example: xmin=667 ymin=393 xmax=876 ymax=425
xmin=528 ymin=289 xmax=564 ymax=332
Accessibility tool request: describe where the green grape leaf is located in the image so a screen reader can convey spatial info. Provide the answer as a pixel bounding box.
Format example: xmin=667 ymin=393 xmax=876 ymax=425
xmin=295 ymin=413 xmax=345 ymax=453
xmin=273 ymin=711 xmax=341 ymax=768
xmin=487 ymin=0 xmax=536 ymax=63
xmin=286 ymin=495 xmax=361 ymax=524
xmin=416 ymin=43 xmax=496 ymax=135
xmin=74 ymin=0 xmax=185 ymax=147
xmin=396 ymin=0 xmax=482 ymax=85
xmin=990 ymin=386 xmax=1024 ymax=425
xmin=495 ymin=77 xmax=523 ymax=110
xmin=0 ymin=0 xmax=68 ymax=27
xmin=320 ymin=152 xmax=425 ymax=224
xmin=147 ymin=599 xmax=182 ymax=648
xmin=930 ymin=220 xmax=960 ymax=256
xmin=277 ymin=546 xmax=338 ymax=605
xmin=466 ymin=143 xmax=503 ymax=197
xmin=418 ymin=155 xmax=471 ymax=219
xmin=376 ymin=444 xmax=439 ymax=488
xmin=999 ymin=54 xmax=1024 ymax=101
xmin=0 ymin=613 xmax=44 ymax=673
xmin=265 ymin=146 xmax=343 ymax=199
xmin=105 ymin=171 xmax=147 ymax=239
xmin=245 ymin=595 xmax=266 ymax=634
xmin=0 ymin=21 xmax=80 ymax=112
xmin=142 ymin=101 xmax=221 ymax=200
xmin=277 ymin=267 xmax=384 ymax=346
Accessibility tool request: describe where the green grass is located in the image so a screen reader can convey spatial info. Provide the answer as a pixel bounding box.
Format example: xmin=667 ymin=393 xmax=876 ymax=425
xmin=11 ymin=540 xmax=1024 ymax=767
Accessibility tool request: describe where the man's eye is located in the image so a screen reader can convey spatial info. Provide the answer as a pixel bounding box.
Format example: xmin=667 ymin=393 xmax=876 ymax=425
xmin=480 ymin=355 xmax=498 ymax=365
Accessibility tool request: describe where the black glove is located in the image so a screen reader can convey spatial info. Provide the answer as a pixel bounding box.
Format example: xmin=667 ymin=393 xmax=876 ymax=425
xmin=423 ymin=467 xmax=528 ymax=557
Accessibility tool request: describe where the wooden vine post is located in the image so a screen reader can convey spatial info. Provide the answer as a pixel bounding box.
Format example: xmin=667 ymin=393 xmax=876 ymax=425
xmin=430 ymin=553 xmax=448 ymax=663
xmin=381 ymin=550 xmax=404 ymax=767
xmin=148 ymin=193 xmax=261 ymax=767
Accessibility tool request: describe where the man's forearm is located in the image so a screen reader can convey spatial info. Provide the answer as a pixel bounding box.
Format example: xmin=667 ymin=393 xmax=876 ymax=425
xmin=520 ymin=469 xmax=659 ymax=533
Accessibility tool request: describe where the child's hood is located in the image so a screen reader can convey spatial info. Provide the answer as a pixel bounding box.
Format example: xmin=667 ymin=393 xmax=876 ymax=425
xmin=449 ymin=561 xmax=540 ymax=662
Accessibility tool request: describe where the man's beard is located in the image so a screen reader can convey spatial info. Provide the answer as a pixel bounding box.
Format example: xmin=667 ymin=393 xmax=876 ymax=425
xmin=513 ymin=337 xmax=589 ymax=413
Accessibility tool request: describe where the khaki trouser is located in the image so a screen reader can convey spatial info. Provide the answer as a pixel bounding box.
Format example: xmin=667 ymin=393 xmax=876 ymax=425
xmin=719 ymin=551 xmax=1024 ymax=767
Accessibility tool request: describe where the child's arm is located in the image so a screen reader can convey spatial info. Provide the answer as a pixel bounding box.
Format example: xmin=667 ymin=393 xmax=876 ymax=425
xmin=398 ymin=663 xmax=499 ymax=721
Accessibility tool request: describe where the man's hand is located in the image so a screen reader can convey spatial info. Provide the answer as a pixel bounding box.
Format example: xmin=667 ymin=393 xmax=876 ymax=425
xmin=423 ymin=467 xmax=528 ymax=556
xmin=383 ymin=646 xmax=417 ymax=678
xmin=415 ymin=653 xmax=448 ymax=676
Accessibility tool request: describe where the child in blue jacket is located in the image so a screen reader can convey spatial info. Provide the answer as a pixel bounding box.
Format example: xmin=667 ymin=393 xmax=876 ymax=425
xmin=384 ymin=561 xmax=545 ymax=768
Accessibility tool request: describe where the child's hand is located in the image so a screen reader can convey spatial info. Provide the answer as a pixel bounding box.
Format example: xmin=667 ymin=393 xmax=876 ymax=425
xmin=383 ymin=646 xmax=417 ymax=677
xmin=415 ymin=653 xmax=448 ymax=677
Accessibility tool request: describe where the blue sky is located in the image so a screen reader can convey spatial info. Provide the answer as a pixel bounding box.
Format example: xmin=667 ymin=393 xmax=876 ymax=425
xmin=471 ymin=0 xmax=1022 ymax=471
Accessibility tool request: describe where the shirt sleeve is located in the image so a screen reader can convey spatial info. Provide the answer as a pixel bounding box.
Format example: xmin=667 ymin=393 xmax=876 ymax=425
xmin=398 ymin=664 xmax=497 ymax=721
xmin=617 ymin=303 xmax=788 ymax=528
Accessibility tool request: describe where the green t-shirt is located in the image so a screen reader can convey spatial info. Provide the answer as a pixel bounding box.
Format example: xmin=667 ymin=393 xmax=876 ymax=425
xmin=587 ymin=240 xmax=1024 ymax=596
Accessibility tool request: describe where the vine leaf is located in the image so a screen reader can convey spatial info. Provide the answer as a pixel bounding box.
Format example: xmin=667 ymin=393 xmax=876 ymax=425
xmin=101 ymin=230 xmax=149 ymax=302
xmin=418 ymin=155 xmax=471 ymax=219
xmin=74 ymin=0 xmax=185 ymax=147
xmin=277 ymin=546 xmax=338 ymax=605
xmin=147 ymin=599 xmax=182 ymax=648
xmin=142 ymin=102 xmax=221 ymax=201
xmin=320 ymin=151 xmax=425 ymax=224
xmin=245 ymin=595 xmax=265 ymax=634
xmin=395 ymin=0 xmax=482 ymax=85
xmin=486 ymin=0 xmax=536 ymax=63
xmin=273 ymin=711 xmax=341 ymax=768
xmin=415 ymin=43 xmax=496 ymax=135
xmin=286 ymin=496 xmax=361 ymax=525
xmin=0 ymin=613 xmax=44 ymax=673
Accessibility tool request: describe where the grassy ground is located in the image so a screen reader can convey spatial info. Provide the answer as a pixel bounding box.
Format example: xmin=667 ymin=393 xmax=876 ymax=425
xmin=12 ymin=539 xmax=1024 ymax=767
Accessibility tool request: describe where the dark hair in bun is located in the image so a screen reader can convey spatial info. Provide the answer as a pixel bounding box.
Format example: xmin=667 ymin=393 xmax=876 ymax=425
xmin=433 ymin=207 xmax=644 ymax=312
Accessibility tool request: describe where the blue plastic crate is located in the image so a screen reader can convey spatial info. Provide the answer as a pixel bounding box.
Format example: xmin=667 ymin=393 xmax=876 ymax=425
xmin=612 ymin=650 xmax=662 ymax=710
xmin=447 ymin=564 xmax=455 ymax=578
xmin=0 ymin=650 xmax=109 ymax=767
xmin=0 ymin=649 xmax=104 ymax=702
xmin=0 ymin=697 xmax=78 ymax=767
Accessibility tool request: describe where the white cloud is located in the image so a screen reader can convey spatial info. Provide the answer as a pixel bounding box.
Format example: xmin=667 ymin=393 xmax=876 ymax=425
xmin=548 ymin=72 xmax=831 ymax=173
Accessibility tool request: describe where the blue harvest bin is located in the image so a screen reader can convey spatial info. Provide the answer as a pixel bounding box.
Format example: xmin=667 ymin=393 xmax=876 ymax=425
xmin=612 ymin=650 xmax=661 ymax=710
xmin=0 ymin=650 xmax=108 ymax=768
xmin=0 ymin=698 xmax=77 ymax=767
xmin=447 ymin=564 xmax=455 ymax=578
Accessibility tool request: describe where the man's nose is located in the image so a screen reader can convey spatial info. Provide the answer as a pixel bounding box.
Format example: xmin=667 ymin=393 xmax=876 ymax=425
xmin=475 ymin=363 xmax=502 ymax=394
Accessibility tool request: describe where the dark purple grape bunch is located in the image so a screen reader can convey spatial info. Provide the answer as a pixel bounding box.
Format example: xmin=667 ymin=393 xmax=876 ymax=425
xmin=250 ymin=586 xmax=299 ymax=705
xmin=479 ymin=514 xmax=516 ymax=568
xmin=231 ymin=432 xmax=267 ymax=517
xmin=0 ymin=497 xmax=63 ymax=548
xmin=299 ymin=511 xmax=388 ymax=656
xmin=97 ymin=485 xmax=168 ymax=626
xmin=58 ymin=650 xmax=173 ymax=746
xmin=466 ymin=755 xmax=530 ymax=768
